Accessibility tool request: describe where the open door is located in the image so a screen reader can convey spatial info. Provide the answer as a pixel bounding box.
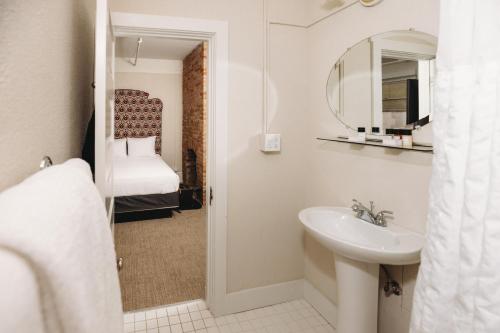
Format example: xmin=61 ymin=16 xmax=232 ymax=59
xmin=94 ymin=0 xmax=115 ymax=227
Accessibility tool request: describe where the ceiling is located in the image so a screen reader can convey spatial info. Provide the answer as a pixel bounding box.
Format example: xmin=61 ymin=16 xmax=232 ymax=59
xmin=115 ymin=36 xmax=201 ymax=60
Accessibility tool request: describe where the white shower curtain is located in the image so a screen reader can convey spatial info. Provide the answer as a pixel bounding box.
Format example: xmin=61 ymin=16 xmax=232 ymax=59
xmin=411 ymin=1 xmax=500 ymax=332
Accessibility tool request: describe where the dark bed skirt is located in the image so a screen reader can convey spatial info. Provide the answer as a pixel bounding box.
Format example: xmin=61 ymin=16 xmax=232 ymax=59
xmin=115 ymin=208 xmax=174 ymax=223
xmin=114 ymin=191 xmax=179 ymax=223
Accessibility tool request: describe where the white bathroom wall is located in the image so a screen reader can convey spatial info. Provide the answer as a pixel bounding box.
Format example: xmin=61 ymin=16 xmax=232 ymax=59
xmin=0 ymin=0 xmax=95 ymax=191
xmin=268 ymin=0 xmax=308 ymax=26
xmin=110 ymin=0 xmax=310 ymax=293
xmin=115 ymin=58 xmax=183 ymax=173
xmin=307 ymin=0 xmax=358 ymax=24
xmin=305 ymin=0 xmax=439 ymax=331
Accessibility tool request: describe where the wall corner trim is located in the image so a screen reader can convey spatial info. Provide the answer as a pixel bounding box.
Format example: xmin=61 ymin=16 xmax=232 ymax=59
xmin=303 ymin=279 xmax=337 ymax=328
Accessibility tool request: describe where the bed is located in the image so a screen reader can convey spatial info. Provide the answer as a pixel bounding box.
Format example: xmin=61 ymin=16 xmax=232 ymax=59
xmin=114 ymin=155 xmax=180 ymax=217
xmin=113 ymin=89 xmax=180 ymax=222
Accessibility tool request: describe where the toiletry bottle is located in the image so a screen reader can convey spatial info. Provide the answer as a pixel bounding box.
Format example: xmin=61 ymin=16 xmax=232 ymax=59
xmin=367 ymin=127 xmax=380 ymax=141
xmin=383 ymin=128 xmax=395 ymax=146
xmin=393 ymin=129 xmax=403 ymax=147
xmin=401 ymin=129 xmax=413 ymax=148
xmin=357 ymin=127 xmax=366 ymax=142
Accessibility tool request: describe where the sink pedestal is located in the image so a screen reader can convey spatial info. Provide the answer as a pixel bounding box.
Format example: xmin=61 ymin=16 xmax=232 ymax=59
xmin=299 ymin=207 xmax=424 ymax=332
xmin=334 ymin=254 xmax=379 ymax=333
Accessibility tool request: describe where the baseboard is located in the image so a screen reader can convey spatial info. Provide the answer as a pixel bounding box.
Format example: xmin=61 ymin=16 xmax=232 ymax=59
xmin=303 ymin=280 xmax=337 ymax=328
xmin=220 ymin=279 xmax=304 ymax=315
xmin=215 ymin=278 xmax=337 ymax=328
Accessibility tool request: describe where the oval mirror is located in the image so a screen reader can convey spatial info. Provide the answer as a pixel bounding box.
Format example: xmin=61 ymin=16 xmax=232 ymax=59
xmin=326 ymin=30 xmax=437 ymax=142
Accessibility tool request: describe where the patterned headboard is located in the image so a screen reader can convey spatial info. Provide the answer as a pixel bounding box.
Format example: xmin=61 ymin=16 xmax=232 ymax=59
xmin=114 ymin=89 xmax=163 ymax=154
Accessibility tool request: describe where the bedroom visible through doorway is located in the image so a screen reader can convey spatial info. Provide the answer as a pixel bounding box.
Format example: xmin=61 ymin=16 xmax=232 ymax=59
xmin=112 ymin=36 xmax=208 ymax=311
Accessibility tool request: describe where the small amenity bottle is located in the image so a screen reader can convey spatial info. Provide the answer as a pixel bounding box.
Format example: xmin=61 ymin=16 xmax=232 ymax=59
xmin=357 ymin=127 xmax=366 ymax=142
xmin=383 ymin=128 xmax=395 ymax=146
xmin=401 ymin=129 xmax=413 ymax=148
xmin=393 ymin=129 xmax=403 ymax=147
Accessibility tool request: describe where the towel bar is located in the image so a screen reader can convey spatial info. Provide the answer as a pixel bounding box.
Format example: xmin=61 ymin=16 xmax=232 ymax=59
xmin=39 ymin=156 xmax=53 ymax=170
xmin=117 ymin=257 xmax=123 ymax=271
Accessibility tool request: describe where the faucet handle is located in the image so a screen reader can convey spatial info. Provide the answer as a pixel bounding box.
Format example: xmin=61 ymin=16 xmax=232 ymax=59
xmin=375 ymin=210 xmax=393 ymax=227
xmin=351 ymin=199 xmax=360 ymax=211
xmin=351 ymin=199 xmax=364 ymax=217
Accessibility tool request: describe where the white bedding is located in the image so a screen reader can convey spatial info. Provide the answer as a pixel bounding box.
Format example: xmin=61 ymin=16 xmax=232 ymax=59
xmin=113 ymin=155 xmax=180 ymax=197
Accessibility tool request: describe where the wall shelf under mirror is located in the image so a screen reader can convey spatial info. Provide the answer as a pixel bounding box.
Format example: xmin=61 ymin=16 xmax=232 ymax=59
xmin=317 ymin=137 xmax=434 ymax=153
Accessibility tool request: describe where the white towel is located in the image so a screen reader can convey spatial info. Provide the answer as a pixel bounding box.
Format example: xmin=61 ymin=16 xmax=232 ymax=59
xmin=0 ymin=250 xmax=45 ymax=333
xmin=0 ymin=159 xmax=123 ymax=333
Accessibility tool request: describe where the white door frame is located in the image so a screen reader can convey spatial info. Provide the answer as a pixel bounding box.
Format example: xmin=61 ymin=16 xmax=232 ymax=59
xmin=111 ymin=12 xmax=228 ymax=315
xmin=94 ymin=0 xmax=115 ymax=221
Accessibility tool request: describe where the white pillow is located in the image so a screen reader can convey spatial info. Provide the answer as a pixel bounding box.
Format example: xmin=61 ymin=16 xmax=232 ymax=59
xmin=113 ymin=138 xmax=127 ymax=158
xmin=127 ymin=136 xmax=156 ymax=157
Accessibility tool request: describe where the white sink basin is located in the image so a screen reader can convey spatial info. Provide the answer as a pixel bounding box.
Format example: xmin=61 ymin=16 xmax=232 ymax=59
xmin=298 ymin=206 xmax=424 ymax=265
xmin=299 ymin=206 xmax=425 ymax=333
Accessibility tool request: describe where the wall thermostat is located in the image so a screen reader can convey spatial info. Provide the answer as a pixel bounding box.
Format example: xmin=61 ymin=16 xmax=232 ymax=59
xmin=261 ymin=133 xmax=281 ymax=152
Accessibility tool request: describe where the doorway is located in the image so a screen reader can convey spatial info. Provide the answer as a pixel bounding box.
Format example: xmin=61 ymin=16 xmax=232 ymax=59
xmin=110 ymin=12 xmax=228 ymax=315
xmin=113 ymin=36 xmax=208 ymax=310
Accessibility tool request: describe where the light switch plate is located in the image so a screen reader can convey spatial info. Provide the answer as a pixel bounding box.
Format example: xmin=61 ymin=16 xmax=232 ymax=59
xmin=261 ymin=133 xmax=281 ymax=152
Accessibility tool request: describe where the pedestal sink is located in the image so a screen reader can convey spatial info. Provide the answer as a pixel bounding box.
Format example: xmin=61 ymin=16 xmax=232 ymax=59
xmin=299 ymin=207 xmax=424 ymax=333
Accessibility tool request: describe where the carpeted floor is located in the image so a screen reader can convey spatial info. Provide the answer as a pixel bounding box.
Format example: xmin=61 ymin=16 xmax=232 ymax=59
xmin=114 ymin=208 xmax=206 ymax=311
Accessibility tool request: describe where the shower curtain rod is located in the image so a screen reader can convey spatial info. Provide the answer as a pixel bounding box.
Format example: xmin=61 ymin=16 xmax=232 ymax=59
xmin=131 ymin=37 xmax=142 ymax=66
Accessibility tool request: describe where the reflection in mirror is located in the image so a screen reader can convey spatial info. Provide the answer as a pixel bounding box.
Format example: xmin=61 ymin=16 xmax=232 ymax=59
xmin=326 ymin=30 xmax=437 ymax=149
xmin=381 ymin=57 xmax=435 ymax=129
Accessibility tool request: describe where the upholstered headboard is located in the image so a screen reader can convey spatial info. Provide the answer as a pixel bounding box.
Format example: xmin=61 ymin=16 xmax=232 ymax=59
xmin=114 ymin=89 xmax=163 ymax=154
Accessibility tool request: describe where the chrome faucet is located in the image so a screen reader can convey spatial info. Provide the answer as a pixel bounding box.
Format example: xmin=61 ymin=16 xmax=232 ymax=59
xmin=351 ymin=199 xmax=393 ymax=227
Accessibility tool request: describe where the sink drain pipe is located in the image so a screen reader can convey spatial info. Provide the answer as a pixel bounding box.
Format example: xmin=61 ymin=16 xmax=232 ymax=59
xmin=381 ymin=265 xmax=402 ymax=297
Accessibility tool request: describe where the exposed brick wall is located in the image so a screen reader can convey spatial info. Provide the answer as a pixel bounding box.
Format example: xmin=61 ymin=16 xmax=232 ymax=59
xmin=182 ymin=42 xmax=207 ymax=203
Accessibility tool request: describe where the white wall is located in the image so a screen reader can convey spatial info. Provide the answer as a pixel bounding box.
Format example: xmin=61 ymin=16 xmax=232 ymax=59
xmin=305 ymin=0 xmax=439 ymax=331
xmin=110 ymin=0 xmax=309 ymax=293
xmin=115 ymin=58 xmax=183 ymax=173
xmin=0 ymin=0 xmax=95 ymax=191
